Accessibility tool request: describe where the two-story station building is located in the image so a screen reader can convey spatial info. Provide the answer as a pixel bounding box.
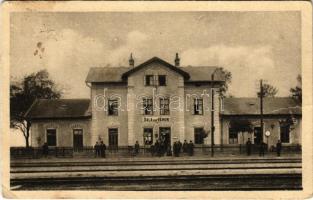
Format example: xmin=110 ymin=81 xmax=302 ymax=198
xmin=25 ymin=54 xmax=302 ymax=150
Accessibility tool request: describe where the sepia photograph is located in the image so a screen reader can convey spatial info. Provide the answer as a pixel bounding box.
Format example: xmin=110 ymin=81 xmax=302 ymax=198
xmin=1 ymin=1 xmax=312 ymax=198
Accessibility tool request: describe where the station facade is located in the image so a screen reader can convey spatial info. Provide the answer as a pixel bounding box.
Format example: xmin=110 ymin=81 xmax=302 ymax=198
xmin=25 ymin=55 xmax=302 ymax=149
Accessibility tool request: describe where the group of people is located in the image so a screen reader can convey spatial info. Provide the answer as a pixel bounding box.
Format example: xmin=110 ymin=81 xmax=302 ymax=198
xmin=149 ymin=139 xmax=195 ymax=157
xmin=245 ymin=138 xmax=282 ymax=157
xmin=94 ymin=141 xmax=106 ymax=158
xmin=173 ymin=140 xmax=195 ymax=157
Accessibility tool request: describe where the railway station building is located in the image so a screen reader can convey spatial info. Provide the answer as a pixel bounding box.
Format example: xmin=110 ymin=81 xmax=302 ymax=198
xmin=25 ymin=55 xmax=302 ymax=150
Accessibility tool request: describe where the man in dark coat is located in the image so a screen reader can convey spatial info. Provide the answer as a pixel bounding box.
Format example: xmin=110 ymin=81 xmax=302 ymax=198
xmin=246 ymin=138 xmax=252 ymax=156
xmin=188 ymin=140 xmax=194 ymax=156
xmin=173 ymin=142 xmax=178 ymax=157
xmin=182 ymin=140 xmax=188 ymax=154
xmin=276 ymin=140 xmax=282 ymax=157
xmin=134 ymin=141 xmax=140 ymax=155
xmin=94 ymin=141 xmax=100 ymax=157
xmin=177 ymin=140 xmax=182 ymax=156
xmin=259 ymin=141 xmax=266 ymax=157
xmin=155 ymin=140 xmax=161 ymax=157
xmin=100 ymin=141 xmax=106 ymax=158
xmin=42 ymin=142 xmax=49 ymax=157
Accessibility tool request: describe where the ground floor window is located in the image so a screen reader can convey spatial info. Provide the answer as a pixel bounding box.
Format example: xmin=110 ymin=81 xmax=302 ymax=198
xmin=46 ymin=129 xmax=56 ymax=146
xmin=194 ymin=128 xmax=205 ymax=144
xmin=280 ymin=124 xmax=290 ymax=143
xmin=143 ymin=128 xmax=153 ymax=145
xmin=108 ymin=128 xmax=118 ymax=147
xmin=229 ymin=128 xmax=238 ymax=144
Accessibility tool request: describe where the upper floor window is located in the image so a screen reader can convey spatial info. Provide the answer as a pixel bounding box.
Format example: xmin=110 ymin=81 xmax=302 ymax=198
xmin=108 ymin=99 xmax=118 ymax=116
xmin=46 ymin=129 xmax=56 ymax=146
xmin=145 ymin=75 xmax=154 ymax=86
xmin=158 ymin=75 xmax=166 ymax=86
xmin=160 ymin=98 xmax=170 ymax=115
xmin=193 ymin=98 xmax=203 ymax=115
xmin=143 ymin=98 xmax=153 ymax=115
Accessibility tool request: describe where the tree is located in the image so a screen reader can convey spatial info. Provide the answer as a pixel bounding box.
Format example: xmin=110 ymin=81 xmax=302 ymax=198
xmin=217 ymin=67 xmax=232 ymax=98
xmin=10 ymin=70 xmax=62 ymax=147
xmin=290 ymin=74 xmax=302 ymax=104
xmin=258 ymin=83 xmax=278 ymax=98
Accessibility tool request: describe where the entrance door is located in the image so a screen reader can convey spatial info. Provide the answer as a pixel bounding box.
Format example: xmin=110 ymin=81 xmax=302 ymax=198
xmin=159 ymin=127 xmax=171 ymax=146
xmin=254 ymin=127 xmax=262 ymax=145
xmin=108 ymin=128 xmax=118 ymax=150
xmin=73 ymin=129 xmax=83 ymax=151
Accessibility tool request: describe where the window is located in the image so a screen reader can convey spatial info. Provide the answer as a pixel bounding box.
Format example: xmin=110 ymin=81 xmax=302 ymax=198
xmin=280 ymin=124 xmax=290 ymax=143
xmin=143 ymin=128 xmax=153 ymax=145
xmin=158 ymin=75 xmax=166 ymax=86
xmin=194 ymin=128 xmax=205 ymax=144
xmin=160 ymin=98 xmax=170 ymax=115
xmin=46 ymin=129 xmax=56 ymax=146
xmin=108 ymin=99 xmax=118 ymax=116
xmin=143 ymin=98 xmax=153 ymax=115
xmin=193 ymin=98 xmax=203 ymax=115
xmin=145 ymin=75 xmax=154 ymax=86
xmin=229 ymin=128 xmax=238 ymax=144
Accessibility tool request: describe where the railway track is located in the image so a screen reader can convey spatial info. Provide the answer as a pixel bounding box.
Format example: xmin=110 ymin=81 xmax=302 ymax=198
xmin=10 ymin=157 xmax=302 ymax=190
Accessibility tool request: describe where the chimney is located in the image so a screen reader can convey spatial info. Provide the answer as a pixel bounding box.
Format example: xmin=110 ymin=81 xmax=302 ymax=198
xmin=129 ymin=53 xmax=135 ymax=67
xmin=175 ymin=53 xmax=180 ymax=67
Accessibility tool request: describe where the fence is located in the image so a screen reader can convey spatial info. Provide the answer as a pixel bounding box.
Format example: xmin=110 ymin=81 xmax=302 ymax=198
xmin=10 ymin=144 xmax=301 ymax=159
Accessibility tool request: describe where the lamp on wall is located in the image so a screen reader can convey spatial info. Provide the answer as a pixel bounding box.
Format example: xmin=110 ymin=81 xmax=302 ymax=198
xmin=270 ymin=124 xmax=275 ymax=130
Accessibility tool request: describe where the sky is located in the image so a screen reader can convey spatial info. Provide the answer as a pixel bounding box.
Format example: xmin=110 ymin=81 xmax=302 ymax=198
xmin=10 ymin=11 xmax=301 ymax=98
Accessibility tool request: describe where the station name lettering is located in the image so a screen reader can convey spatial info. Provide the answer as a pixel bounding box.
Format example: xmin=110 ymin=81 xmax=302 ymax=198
xmin=143 ymin=117 xmax=170 ymax=122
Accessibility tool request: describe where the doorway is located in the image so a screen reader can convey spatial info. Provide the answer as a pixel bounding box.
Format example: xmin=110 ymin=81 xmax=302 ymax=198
xmin=73 ymin=129 xmax=83 ymax=151
xmin=254 ymin=127 xmax=262 ymax=145
xmin=108 ymin=128 xmax=118 ymax=150
xmin=159 ymin=127 xmax=171 ymax=146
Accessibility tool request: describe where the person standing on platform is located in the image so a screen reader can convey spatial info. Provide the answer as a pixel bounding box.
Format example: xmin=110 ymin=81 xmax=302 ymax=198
xmin=183 ymin=140 xmax=188 ymax=154
xmin=42 ymin=142 xmax=49 ymax=157
xmin=259 ymin=141 xmax=266 ymax=157
xmin=94 ymin=141 xmax=100 ymax=157
xmin=246 ymin=138 xmax=252 ymax=156
xmin=188 ymin=140 xmax=194 ymax=156
xmin=173 ymin=141 xmax=178 ymax=157
xmin=135 ymin=140 xmax=140 ymax=156
xmin=177 ymin=140 xmax=182 ymax=156
xmin=100 ymin=141 xmax=106 ymax=158
xmin=276 ymin=140 xmax=282 ymax=157
xmin=155 ymin=140 xmax=161 ymax=157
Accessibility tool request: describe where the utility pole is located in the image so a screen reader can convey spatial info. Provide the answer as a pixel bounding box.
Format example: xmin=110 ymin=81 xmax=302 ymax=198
xmin=260 ymin=79 xmax=264 ymax=143
xmin=211 ymin=73 xmax=215 ymax=157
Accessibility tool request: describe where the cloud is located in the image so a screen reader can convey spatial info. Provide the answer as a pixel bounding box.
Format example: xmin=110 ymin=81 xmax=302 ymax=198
xmin=106 ymin=30 xmax=150 ymax=66
xmin=181 ymin=45 xmax=283 ymax=97
xmin=35 ymin=29 xmax=107 ymax=98
xmin=30 ymin=30 xmax=150 ymax=98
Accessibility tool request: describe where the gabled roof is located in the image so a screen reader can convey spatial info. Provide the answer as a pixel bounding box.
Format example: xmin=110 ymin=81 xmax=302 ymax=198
xmin=86 ymin=57 xmax=225 ymax=83
xmin=121 ymin=57 xmax=190 ymax=80
xmin=25 ymin=99 xmax=91 ymax=119
xmin=222 ymin=97 xmax=301 ymax=116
